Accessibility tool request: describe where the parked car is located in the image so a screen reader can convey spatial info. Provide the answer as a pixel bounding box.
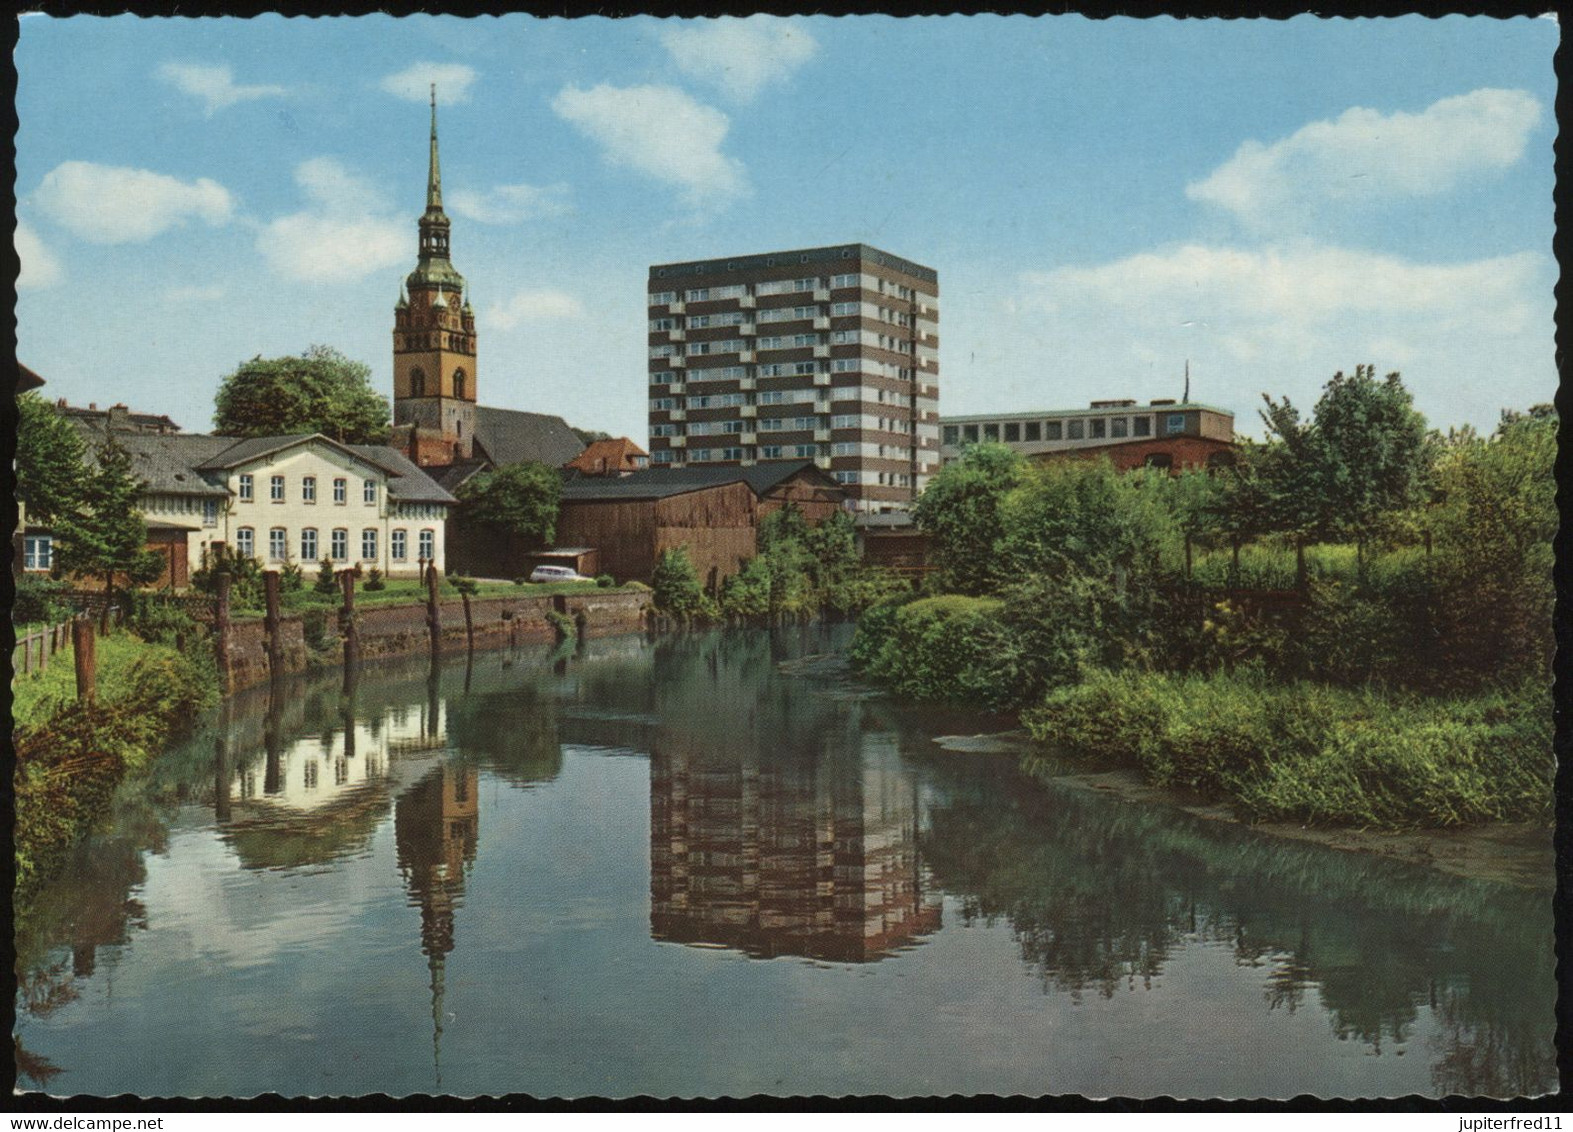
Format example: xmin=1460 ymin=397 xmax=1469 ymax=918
xmin=529 ymin=564 xmax=588 ymax=584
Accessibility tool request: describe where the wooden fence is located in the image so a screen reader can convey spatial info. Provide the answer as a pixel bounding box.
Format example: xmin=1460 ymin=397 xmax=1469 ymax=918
xmin=12 ymin=619 xmax=74 ymax=677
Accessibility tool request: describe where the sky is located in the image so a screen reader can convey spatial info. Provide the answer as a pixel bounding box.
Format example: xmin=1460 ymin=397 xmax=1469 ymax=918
xmin=14 ymin=14 xmax=1559 ymax=442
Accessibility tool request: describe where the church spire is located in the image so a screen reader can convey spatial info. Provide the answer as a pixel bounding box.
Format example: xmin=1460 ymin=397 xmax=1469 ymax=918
xmin=427 ymin=84 xmax=443 ymax=213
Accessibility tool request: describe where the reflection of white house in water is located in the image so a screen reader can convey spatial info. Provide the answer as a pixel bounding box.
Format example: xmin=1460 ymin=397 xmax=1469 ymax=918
xmin=227 ymin=702 xmax=448 ymax=811
xmin=217 ymin=696 xmax=454 ymax=871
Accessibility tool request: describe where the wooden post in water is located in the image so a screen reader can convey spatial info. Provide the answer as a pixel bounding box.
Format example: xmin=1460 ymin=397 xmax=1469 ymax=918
xmin=340 ymin=568 xmax=359 ymax=689
xmin=72 ymin=617 xmax=96 ymax=702
xmin=214 ymin=573 xmax=232 ymax=691
xmin=425 ymin=562 xmax=442 ymax=656
xmin=461 ymin=591 xmax=474 ymax=652
xmin=213 ymin=698 xmax=232 ymax=824
xmin=264 ymin=570 xmax=283 ymax=679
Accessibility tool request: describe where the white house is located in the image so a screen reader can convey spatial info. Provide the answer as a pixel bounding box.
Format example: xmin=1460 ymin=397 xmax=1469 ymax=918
xmin=43 ymin=423 xmax=456 ymax=584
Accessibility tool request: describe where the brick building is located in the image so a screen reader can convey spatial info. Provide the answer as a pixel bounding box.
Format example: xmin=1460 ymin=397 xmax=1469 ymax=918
xmin=940 ymin=399 xmax=1236 ymax=472
xmin=388 ymin=88 xmax=583 ymax=487
xmin=647 ymin=244 xmax=941 ymax=513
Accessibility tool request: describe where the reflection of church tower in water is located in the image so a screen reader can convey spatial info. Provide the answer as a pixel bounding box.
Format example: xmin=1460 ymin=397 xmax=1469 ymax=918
xmin=649 ymin=748 xmax=941 ymax=961
xmin=395 ymin=763 xmax=480 ymax=1086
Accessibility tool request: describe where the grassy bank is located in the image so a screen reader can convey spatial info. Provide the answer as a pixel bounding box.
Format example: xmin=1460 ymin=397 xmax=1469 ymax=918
xmin=13 ymin=630 xmax=219 ymax=899
xmin=1022 ymin=669 xmax=1552 ymax=829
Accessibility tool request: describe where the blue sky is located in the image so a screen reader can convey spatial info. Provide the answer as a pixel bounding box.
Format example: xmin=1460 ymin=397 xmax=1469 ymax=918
xmin=16 ymin=14 xmax=1558 ymax=441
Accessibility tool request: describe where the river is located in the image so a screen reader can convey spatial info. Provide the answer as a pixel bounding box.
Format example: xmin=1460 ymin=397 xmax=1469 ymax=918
xmin=13 ymin=626 xmax=1555 ymax=1099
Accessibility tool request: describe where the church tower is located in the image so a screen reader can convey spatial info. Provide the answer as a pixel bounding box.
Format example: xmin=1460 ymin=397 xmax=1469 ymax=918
xmin=393 ymin=86 xmax=477 ymax=464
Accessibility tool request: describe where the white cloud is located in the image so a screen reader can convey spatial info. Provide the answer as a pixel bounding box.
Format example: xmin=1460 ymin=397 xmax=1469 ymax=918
xmin=448 ymin=181 xmax=572 ymax=225
xmin=551 ymin=84 xmax=747 ymax=208
xmin=16 ymin=222 xmax=62 ymax=289
xmin=157 ymin=62 xmax=287 ymax=116
xmin=379 ymin=62 xmax=478 ymax=104
xmin=34 ymin=161 xmax=234 ymax=245
xmin=658 ymin=16 xmax=818 ymax=102
xmin=485 ymin=289 xmax=587 ymax=331
xmin=972 ymin=240 xmax=1554 ymax=433
xmin=256 ymin=157 xmax=406 ymax=284
xmin=1187 ymin=89 xmax=1542 ymax=229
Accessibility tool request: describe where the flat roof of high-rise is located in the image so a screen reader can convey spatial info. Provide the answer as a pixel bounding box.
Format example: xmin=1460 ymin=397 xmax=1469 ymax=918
xmin=650 ymin=243 xmax=937 ymax=286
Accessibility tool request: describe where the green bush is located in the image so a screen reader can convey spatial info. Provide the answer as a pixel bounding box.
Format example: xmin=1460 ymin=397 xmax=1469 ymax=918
xmin=125 ymin=593 xmax=200 ymax=646
xmin=13 ymin=576 xmax=71 ymax=626
xmin=448 ymin=575 xmax=479 ymax=596
xmin=513 ymin=576 xmax=529 ymax=586
xmin=1024 ymin=670 xmax=1552 ymax=828
xmin=280 ymin=558 xmax=305 ymax=592
xmin=652 ymin=547 xmax=706 ymax=618
xmin=596 ymin=573 xmax=615 ymax=588
xmin=855 ymin=594 xmax=1010 ymax=706
xmin=363 ymin=566 xmax=386 ymax=591
xmin=314 ymin=557 xmax=338 ymax=595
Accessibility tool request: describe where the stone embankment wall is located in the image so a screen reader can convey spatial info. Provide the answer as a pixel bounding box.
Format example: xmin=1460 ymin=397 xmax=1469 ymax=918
xmin=220 ymin=590 xmax=652 ymax=693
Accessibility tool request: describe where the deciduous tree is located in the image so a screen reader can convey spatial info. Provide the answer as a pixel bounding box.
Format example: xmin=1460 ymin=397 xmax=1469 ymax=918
xmin=213 ymin=345 xmax=390 ymax=443
xmin=456 ymin=461 xmax=560 ymax=547
xmin=16 ymin=393 xmax=86 ymax=525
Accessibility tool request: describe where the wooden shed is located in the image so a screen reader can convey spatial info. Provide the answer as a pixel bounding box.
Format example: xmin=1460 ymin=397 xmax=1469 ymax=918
xmin=558 ymin=478 xmax=759 ymax=588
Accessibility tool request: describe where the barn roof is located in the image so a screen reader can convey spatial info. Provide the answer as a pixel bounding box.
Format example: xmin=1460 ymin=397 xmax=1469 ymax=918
xmin=559 ymin=475 xmax=750 ymax=503
xmin=561 ymin=460 xmax=838 ymax=499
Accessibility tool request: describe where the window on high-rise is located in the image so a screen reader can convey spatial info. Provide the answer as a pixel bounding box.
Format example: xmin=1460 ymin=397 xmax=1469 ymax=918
xmin=1004 ymin=423 xmax=1021 ymax=442
xmin=1090 ymin=419 xmax=1107 ymax=439
xmin=1133 ymin=416 xmax=1152 ymax=437
xmin=1045 ymin=421 xmax=1063 ymax=440
xmin=963 ymin=424 xmax=979 ymax=443
xmin=1111 ymin=418 xmax=1128 ymax=438
xmin=1024 ymin=422 xmax=1041 ymax=442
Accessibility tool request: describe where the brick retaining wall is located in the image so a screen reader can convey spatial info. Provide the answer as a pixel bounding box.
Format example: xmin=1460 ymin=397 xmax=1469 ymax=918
xmin=221 ymin=589 xmax=652 ymax=693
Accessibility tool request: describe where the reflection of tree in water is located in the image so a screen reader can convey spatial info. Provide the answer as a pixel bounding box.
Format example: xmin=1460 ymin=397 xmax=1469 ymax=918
xmin=914 ymin=753 xmax=1554 ymax=1095
xmin=445 ymin=681 xmax=563 ymax=787
xmin=13 ymin=782 xmax=167 ymax=1087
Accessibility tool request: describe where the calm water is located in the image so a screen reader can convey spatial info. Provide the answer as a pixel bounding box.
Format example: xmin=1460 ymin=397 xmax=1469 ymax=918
xmin=14 ymin=627 xmax=1555 ymax=1098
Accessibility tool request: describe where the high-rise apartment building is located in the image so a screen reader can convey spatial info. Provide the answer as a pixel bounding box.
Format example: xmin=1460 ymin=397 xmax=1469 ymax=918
xmin=647 ymin=244 xmax=940 ymax=512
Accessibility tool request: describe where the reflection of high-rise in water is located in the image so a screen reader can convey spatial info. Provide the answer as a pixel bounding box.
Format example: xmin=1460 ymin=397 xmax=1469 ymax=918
xmin=395 ymin=763 xmax=479 ymax=1088
xmin=650 ymin=743 xmax=940 ymax=962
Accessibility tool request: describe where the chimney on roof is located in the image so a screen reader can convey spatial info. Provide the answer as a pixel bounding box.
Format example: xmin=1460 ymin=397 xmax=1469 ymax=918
xmin=88 ymin=402 xmax=97 ymax=411
xmin=1151 ymin=398 xmax=1177 ymax=406
xmin=108 ymin=405 xmax=130 ymax=429
xmin=57 ymin=397 xmax=66 ymax=408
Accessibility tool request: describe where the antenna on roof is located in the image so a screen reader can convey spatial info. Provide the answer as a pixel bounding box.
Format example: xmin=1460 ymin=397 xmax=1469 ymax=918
xmin=1183 ymin=360 xmax=1191 ymax=404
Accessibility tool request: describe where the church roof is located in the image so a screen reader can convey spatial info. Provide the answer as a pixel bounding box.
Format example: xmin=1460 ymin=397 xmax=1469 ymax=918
xmin=471 ymin=406 xmax=585 ymax=471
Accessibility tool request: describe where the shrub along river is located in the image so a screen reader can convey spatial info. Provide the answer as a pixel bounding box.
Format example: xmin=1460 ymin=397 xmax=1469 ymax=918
xmin=14 ymin=626 xmax=1554 ymax=1099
